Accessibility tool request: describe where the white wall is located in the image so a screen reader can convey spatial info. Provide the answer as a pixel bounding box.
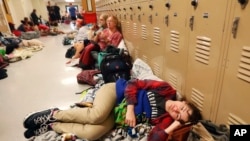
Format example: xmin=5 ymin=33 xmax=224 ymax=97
xmin=6 ymin=0 xmax=81 ymax=25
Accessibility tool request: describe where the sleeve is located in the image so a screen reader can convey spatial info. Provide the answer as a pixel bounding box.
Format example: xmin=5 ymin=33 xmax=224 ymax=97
xmin=124 ymin=79 xmax=176 ymax=105
xmin=148 ymin=114 xmax=174 ymax=141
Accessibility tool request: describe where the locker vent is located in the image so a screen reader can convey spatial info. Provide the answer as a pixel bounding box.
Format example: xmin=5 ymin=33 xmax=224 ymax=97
xmin=168 ymin=73 xmax=178 ymax=89
xmin=153 ymin=27 xmax=160 ymax=45
xmin=126 ymin=22 xmax=131 ymax=35
xmin=237 ymin=46 xmax=250 ymax=83
xmin=142 ymin=55 xmax=148 ymax=63
xmin=195 ymin=36 xmax=211 ymax=65
xmin=170 ymin=30 xmax=180 ymax=52
xmin=228 ymin=113 xmax=247 ymax=125
xmin=191 ymin=88 xmax=204 ymax=112
xmin=133 ymin=23 xmax=137 ymax=37
xmin=141 ymin=25 xmax=147 ymax=40
xmin=153 ymin=62 xmax=161 ymax=77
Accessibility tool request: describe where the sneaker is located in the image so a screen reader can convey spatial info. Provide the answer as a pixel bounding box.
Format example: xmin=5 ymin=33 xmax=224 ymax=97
xmin=23 ymin=108 xmax=59 ymax=129
xmin=24 ymin=124 xmax=51 ymax=139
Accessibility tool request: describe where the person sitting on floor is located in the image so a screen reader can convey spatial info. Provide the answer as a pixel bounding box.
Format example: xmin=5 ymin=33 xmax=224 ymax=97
xmin=23 ymin=79 xmax=202 ymax=141
xmin=67 ymin=15 xmax=123 ymax=69
xmin=65 ymin=13 xmax=109 ymax=65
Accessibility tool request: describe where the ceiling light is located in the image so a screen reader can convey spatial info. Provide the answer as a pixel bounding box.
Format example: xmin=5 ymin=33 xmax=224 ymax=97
xmin=65 ymin=0 xmax=75 ymax=2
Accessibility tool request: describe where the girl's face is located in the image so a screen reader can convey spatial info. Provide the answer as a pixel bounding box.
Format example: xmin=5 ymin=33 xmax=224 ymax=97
xmin=99 ymin=16 xmax=106 ymax=27
xmin=106 ymin=17 xmax=117 ymax=29
xmin=166 ymin=100 xmax=192 ymax=123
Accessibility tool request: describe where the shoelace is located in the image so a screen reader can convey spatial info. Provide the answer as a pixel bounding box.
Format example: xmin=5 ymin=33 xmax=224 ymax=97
xmin=33 ymin=112 xmax=51 ymax=125
xmin=34 ymin=124 xmax=49 ymax=136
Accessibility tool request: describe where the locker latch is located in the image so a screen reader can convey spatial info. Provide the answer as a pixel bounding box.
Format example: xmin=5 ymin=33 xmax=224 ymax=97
xmin=165 ymin=15 xmax=169 ymax=26
xmin=232 ymin=17 xmax=240 ymax=38
xmin=149 ymin=15 xmax=153 ymax=24
xmin=138 ymin=15 xmax=141 ymax=22
xmin=189 ymin=16 xmax=194 ymax=31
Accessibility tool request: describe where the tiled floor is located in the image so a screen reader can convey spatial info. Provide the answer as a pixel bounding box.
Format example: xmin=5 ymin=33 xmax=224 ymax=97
xmin=0 ymin=23 xmax=88 ymax=140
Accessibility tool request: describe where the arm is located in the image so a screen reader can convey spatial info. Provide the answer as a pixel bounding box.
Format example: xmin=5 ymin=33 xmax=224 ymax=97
xmin=125 ymin=105 xmax=136 ymax=127
xmin=148 ymin=115 xmax=181 ymax=141
xmin=164 ymin=120 xmax=182 ymax=134
xmin=124 ymin=79 xmax=176 ymax=105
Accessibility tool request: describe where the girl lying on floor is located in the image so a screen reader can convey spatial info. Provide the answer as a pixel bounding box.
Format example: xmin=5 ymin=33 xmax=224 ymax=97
xmin=23 ymin=78 xmax=202 ymax=141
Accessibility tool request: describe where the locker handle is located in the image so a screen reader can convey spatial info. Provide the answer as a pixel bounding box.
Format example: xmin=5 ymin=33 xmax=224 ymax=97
xmin=232 ymin=17 xmax=240 ymax=38
xmin=149 ymin=15 xmax=153 ymax=24
xmin=165 ymin=15 xmax=169 ymax=26
xmin=189 ymin=16 xmax=194 ymax=31
xmin=138 ymin=15 xmax=141 ymax=22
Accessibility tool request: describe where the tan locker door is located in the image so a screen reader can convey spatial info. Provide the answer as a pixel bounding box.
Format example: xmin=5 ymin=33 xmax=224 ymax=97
xmin=163 ymin=0 xmax=189 ymax=93
xmin=145 ymin=0 xmax=167 ymax=78
xmin=185 ymin=0 xmax=230 ymax=119
xmin=0 ymin=3 xmax=9 ymax=33
xmin=216 ymin=2 xmax=250 ymax=124
xmin=126 ymin=3 xmax=141 ymax=59
xmin=135 ymin=1 xmax=151 ymax=61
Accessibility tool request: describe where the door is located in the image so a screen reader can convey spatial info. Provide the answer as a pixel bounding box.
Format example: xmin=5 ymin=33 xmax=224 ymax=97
xmin=216 ymin=1 xmax=250 ymax=125
xmin=0 ymin=1 xmax=9 ymax=33
xmin=2 ymin=0 xmax=13 ymax=23
xmin=185 ymin=0 xmax=230 ymax=119
xmin=162 ymin=0 xmax=189 ymax=93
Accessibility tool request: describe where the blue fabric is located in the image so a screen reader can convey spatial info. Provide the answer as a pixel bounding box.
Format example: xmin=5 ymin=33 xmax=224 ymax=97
xmin=115 ymin=78 xmax=151 ymax=118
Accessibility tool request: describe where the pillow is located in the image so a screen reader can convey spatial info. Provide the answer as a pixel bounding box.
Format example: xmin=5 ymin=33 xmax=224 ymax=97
xmin=117 ymin=39 xmax=127 ymax=51
xmin=131 ymin=58 xmax=163 ymax=81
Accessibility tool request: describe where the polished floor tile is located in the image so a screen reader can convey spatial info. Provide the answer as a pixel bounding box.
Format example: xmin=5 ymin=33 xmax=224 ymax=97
xmin=0 ymin=23 xmax=88 ymax=140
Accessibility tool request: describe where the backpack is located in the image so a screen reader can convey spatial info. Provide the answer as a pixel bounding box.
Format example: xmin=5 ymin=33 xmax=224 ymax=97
xmin=0 ymin=68 xmax=8 ymax=80
xmin=167 ymin=123 xmax=194 ymax=141
xmin=187 ymin=120 xmax=230 ymax=141
xmin=100 ymin=51 xmax=132 ymax=83
xmin=65 ymin=46 xmax=76 ymax=58
xmin=77 ymin=69 xmax=101 ymax=86
xmin=97 ymin=45 xmax=124 ymax=69
xmin=62 ymin=37 xmax=72 ymax=45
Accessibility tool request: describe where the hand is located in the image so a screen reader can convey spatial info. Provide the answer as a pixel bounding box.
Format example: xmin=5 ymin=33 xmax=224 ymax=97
xmin=164 ymin=120 xmax=182 ymax=134
xmin=125 ymin=105 xmax=136 ymax=127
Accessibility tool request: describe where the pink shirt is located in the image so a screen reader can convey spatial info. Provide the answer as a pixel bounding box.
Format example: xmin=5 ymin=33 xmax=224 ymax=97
xmin=98 ymin=29 xmax=123 ymax=50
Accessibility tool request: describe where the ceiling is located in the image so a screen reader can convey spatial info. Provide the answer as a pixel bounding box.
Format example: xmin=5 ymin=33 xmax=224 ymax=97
xmin=51 ymin=0 xmax=99 ymax=3
xmin=50 ymin=0 xmax=82 ymax=3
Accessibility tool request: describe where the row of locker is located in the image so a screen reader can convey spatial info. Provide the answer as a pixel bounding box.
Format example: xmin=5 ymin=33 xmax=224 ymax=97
xmin=95 ymin=0 xmax=250 ymax=125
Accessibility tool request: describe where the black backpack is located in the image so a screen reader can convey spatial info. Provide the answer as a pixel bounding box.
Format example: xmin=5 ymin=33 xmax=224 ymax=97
xmin=65 ymin=46 xmax=76 ymax=58
xmin=62 ymin=37 xmax=72 ymax=45
xmin=100 ymin=51 xmax=132 ymax=83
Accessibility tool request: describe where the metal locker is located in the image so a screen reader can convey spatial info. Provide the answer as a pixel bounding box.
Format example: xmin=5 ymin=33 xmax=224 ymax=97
xmin=136 ymin=0 xmax=165 ymax=78
xmin=185 ymin=0 xmax=231 ymax=119
xmin=0 ymin=3 xmax=10 ymax=33
xmin=215 ymin=0 xmax=250 ymax=125
xmin=162 ymin=0 xmax=190 ymax=94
